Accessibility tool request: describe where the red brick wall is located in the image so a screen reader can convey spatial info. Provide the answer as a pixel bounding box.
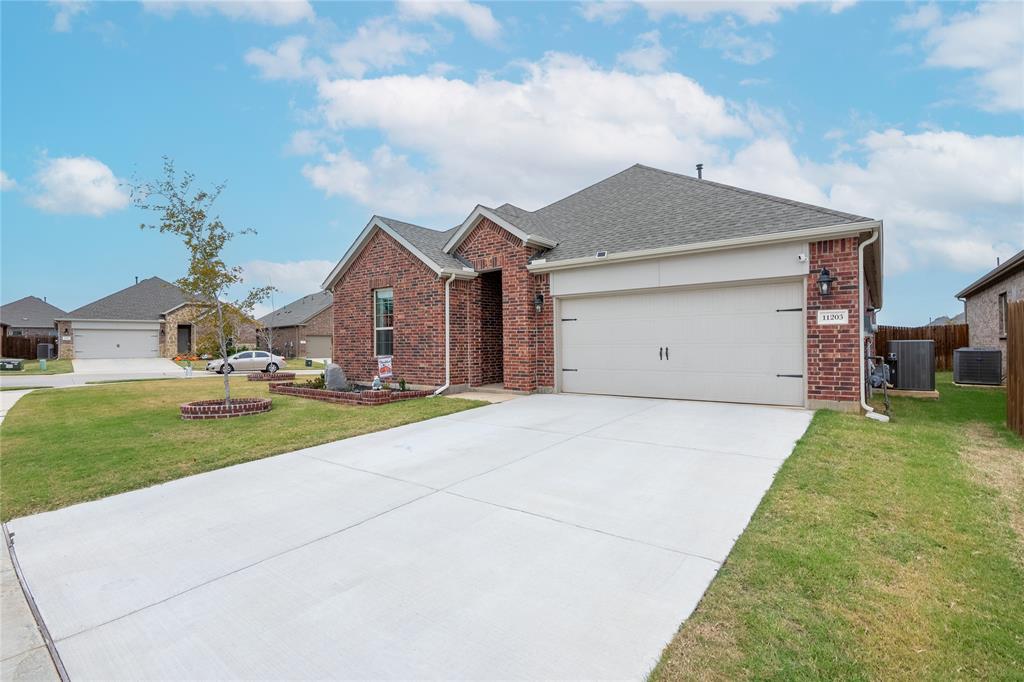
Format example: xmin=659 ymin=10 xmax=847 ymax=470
xmin=806 ymin=237 xmax=862 ymax=405
xmin=454 ymin=218 xmax=553 ymax=391
xmin=332 ymin=230 xmax=445 ymax=385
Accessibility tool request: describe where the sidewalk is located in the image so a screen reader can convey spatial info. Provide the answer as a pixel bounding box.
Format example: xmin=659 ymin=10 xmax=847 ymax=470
xmin=1 ymin=537 xmax=59 ymax=680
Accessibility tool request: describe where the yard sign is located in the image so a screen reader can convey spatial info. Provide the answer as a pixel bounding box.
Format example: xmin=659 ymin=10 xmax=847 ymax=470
xmin=378 ymin=355 xmax=394 ymax=378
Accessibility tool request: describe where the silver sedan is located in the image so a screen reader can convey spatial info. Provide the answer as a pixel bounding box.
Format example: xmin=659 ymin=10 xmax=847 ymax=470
xmin=206 ymin=350 xmax=286 ymax=374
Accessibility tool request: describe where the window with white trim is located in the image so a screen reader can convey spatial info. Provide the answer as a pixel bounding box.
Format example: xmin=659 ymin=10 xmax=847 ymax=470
xmin=374 ymin=288 xmax=394 ymax=356
xmin=998 ymin=292 xmax=1008 ymax=337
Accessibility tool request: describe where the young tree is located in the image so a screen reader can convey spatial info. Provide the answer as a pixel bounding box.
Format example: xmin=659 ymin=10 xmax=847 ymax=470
xmin=131 ymin=158 xmax=272 ymax=403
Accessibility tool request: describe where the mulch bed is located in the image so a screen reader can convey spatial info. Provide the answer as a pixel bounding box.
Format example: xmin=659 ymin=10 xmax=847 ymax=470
xmin=269 ymin=382 xmax=434 ymax=405
xmin=180 ymin=397 xmax=273 ymax=420
xmin=246 ymin=372 xmax=296 ymax=382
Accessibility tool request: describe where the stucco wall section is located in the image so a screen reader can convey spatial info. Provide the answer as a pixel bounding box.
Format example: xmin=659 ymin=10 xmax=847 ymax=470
xmin=964 ymin=266 xmax=1024 ymax=376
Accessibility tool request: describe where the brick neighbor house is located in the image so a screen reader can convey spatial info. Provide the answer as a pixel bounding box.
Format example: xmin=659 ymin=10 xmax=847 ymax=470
xmin=257 ymin=291 xmax=333 ymax=358
xmin=955 ymin=249 xmax=1024 ymax=378
xmin=55 ymin=276 xmax=257 ymax=360
xmin=323 ymin=164 xmax=884 ymax=412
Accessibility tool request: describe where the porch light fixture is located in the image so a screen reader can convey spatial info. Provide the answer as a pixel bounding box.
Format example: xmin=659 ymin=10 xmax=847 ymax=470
xmin=817 ymin=267 xmax=837 ymax=297
xmin=533 ymin=293 xmax=544 ymax=313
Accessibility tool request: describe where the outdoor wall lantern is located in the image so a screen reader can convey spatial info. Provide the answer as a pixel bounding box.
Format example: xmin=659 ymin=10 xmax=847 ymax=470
xmin=533 ymin=293 xmax=545 ymax=313
xmin=817 ymin=267 xmax=837 ymax=297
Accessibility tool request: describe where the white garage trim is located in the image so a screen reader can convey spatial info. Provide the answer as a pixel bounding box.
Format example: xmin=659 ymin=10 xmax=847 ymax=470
xmin=555 ymin=278 xmax=806 ymax=407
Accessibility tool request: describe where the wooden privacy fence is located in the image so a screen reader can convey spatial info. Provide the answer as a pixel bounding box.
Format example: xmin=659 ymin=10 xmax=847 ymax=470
xmin=1008 ymin=300 xmax=1024 ymax=437
xmin=875 ymin=324 xmax=969 ymax=371
xmin=0 ymin=335 xmax=57 ymax=359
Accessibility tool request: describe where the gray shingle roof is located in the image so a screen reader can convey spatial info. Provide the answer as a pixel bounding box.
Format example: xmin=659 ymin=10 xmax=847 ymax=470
xmin=520 ymin=164 xmax=872 ymax=262
xmin=955 ymin=249 xmax=1024 ymax=299
xmin=371 ymin=164 xmax=874 ymax=270
xmin=378 ymin=216 xmax=466 ymax=270
xmin=259 ymin=291 xmax=333 ymax=327
xmin=66 ymin=277 xmax=192 ymax=320
xmin=0 ymin=296 xmax=66 ymax=328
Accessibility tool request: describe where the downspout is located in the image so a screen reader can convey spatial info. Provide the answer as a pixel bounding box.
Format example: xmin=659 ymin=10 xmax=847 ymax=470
xmin=859 ymin=228 xmax=888 ymax=422
xmin=432 ymin=273 xmax=456 ymax=396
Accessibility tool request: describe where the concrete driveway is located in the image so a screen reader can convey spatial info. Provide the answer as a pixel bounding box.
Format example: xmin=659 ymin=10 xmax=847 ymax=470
xmin=8 ymin=394 xmax=812 ymax=680
xmin=71 ymin=358 xmax=183 ymax=374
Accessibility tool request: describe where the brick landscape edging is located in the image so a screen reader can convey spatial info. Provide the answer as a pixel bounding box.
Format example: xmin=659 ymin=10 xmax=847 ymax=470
xmin=180 ymin=397 xmax=273 ymax=420
xmin=269 ymin=382 xmax=433 ymax=405
xmin=246 ymin=372 xmax=296 ymax=382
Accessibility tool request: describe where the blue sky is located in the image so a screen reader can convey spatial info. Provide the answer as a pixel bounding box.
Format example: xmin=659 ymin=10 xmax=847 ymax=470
xmin=1 ymin=0 xmax=1021 ymax=323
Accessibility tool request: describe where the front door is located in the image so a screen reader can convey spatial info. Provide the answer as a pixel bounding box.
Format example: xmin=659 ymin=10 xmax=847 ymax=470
xmin=177 ymin=325 xmax=191 ymax=353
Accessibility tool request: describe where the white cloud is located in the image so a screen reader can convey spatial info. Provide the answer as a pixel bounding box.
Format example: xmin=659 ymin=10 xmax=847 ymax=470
xmin=329 ymin=17 xmax=432 ymax=79
xmin=397 ymin=0 xmax=500 ymax=42
xmin=0 ymin=171 xmax=16 ymax=191
xmin=285 ymin=129 xmax=325 ymax=156
xmin=245 ymin=18 xmax=431 ymax=81
xmin=51 ymin=0 xmax=88 ymax=32
xmin=304 ymin=52 xmax=748 ymax=217
xmin=245 ymin=35 xmax=316 ymax=81
xmin=142 ymin=0 xmax=314 ymax=26
xmin=616 ymin=31 xmax=671 ymax=73
xmin=242 ymin=260 xmax=334 ymax=300
xmin=638 ymin=1 xmax=803 ymax=25
xmin=28 ymin=156 xmax=129 ymax=216
xmin=578 ymin=1 xmax=632 ymax=24
xmin=899 ymin=2 xmax=1024 ymax=111
xmin=702 ymin=20 xmax=775 ymax=64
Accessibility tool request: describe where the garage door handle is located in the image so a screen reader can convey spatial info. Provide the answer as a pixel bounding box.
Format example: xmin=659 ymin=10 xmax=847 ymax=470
xmin=776 ymin=374 xmax=804 ymax=378
xmin=659 ymin=347 xmax=663 ymax=360
xmin=665 ymin=346 xmax=669 ymax=360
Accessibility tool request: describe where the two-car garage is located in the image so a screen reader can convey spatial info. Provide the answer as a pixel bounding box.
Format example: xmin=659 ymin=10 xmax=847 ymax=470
xmin=549 ymin=242 xmax=811 ymax=408
xmin=72 ymin=321 xmax=160 ymax=359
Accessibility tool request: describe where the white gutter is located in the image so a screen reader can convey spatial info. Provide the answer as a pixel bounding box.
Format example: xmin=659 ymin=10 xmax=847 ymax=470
xmin=859 ymin=228 xmax=888 ymax=422
xmin=432 ymin=273 xmax=456 ymax=396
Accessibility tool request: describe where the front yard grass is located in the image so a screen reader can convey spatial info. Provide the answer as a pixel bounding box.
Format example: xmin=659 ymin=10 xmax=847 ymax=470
xmin=2 ymin=359 xmax=73 ymax=375
xmin=651 ymin=373 xmax=1024 ymax=680
xmin=0 ymin=377 xmax=484 ymax=520
xmin=287 ymin=357 xmax=325 ymax=369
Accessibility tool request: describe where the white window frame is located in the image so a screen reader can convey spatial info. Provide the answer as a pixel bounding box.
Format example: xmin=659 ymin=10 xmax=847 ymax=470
xmin=998 ymin=291 xmax=1008 ymax=337
xmin=374 ymin=288 xmax=394 ymax=356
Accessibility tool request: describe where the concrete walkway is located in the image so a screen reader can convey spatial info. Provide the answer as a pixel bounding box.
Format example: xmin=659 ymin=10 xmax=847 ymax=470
xmin=1 ymin=539 xmax=59 ymax=681
xmin=9 ymin=395 xmax=812 ymax=679
xmin=0 ymin=390 xmax=33 ymax=426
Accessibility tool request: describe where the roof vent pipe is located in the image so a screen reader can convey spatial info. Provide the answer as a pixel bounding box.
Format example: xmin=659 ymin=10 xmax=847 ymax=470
xmin=696 ymin=163 xmax=703 ymax=179
xmin=135 ymin=276 xmax=139 ymax=284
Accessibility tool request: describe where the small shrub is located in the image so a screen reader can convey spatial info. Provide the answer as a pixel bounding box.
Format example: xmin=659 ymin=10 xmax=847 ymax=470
xmin=398 ymin=378 xmax=407 ymax=392
xmin=303 ymin=372 xmax=326 ymax=389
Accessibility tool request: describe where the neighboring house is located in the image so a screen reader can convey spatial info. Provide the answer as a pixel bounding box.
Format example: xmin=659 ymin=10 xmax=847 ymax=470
xmin=323 ymin=164 xmax=884 ymax=412
xmin=0 ymin=296 xmax=66 ymax=337
xmin=55 ymin=277 xmax=203 ymax=360
xmin=955 ymin=249 xmax=1024 ymax=377
xmin=928 ymin=312 xmax=966 ymax=326
xmin=257 ymin=291 xmax=333 ymax=358
xmin=56 ymin=277 xmax=261 ymax=360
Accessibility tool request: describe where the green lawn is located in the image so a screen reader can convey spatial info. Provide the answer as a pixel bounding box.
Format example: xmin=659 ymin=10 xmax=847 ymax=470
xmin=1 ymin=358 xmax=73 ymax=375
xmin=0 ymin=377 xmax=485 ymax=520
xmin=651 ymin=373 xmax=1024 ymax=680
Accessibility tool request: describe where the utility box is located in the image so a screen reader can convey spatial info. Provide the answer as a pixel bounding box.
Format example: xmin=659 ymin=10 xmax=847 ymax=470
xmin=888 ymin=340 xmax=935 ymax=391
xmin=36 ymin=343 xmax=55 ymax=360
xmin=953 ymin=348 xmax=1002 ymax=385
xmin=0 ymin=358 xmax=24 ymax=371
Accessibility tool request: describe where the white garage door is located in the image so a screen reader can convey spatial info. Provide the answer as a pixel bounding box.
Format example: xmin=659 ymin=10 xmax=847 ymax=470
xmin=559 ymin=280 xmax=805 ymax=406
xmin=74 ymin=324 xmax=160 ymax=359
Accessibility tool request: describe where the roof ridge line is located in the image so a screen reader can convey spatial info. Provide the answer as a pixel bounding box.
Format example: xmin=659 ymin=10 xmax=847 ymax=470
xmin=633 ymin=163 xmax=870 ymax=223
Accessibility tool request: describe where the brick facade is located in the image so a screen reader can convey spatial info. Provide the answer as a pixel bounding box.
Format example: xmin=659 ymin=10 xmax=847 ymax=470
xmin=330 ymin=220 xmax=867 ymax=407
xmin=964 ymin=267 xmax=1023 ymax=377
xmin=806 ymin=237 xmax=863 ymax=410
xmin=332 ymin=230 xmax=446 ymax=386
xmin=452 ymin=218 xmax=553 ymax=392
